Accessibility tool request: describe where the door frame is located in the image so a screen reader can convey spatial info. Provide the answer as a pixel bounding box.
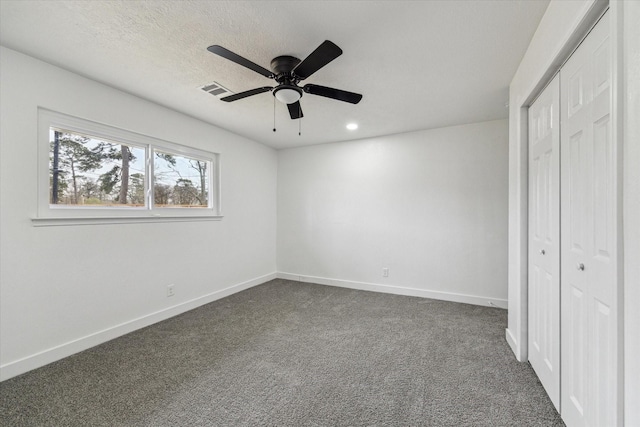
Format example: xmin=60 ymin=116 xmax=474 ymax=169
xmin=507 ymin=0 xmax=625 ymax=423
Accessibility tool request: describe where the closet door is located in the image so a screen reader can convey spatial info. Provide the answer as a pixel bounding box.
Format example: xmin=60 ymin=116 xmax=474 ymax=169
xmin=561 ymin=10 xmax=617 ymax=427
xmin=528 ymin=74 xmax=560 ymax=410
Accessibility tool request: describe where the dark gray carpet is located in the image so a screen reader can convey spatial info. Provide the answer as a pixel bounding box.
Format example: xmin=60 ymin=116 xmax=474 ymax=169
xmin=0 ymin=279 xmax=564 ymax=426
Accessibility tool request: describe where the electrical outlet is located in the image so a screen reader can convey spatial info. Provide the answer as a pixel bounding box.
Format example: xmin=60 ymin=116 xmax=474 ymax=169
xmin=167 ymin=284 xmax=175 ymax=297
xmin=382 ymin=268 xmax=389 ymax=277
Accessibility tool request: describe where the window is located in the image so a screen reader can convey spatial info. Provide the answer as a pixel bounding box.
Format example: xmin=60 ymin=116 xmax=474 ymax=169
xmin=153 ymin=150 xmax=209 ymax=208
xmin=36 ymin=109 xmax=221 ymax=225
xmin=49 ymin=129 xmax=147 ymax=208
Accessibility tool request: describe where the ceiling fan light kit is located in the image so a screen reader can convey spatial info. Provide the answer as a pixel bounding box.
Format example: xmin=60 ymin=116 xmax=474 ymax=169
xmin=207 ymin=40 xmax=362 ymax=121
xmin=273 ymin=86 xmax=302 ymax=104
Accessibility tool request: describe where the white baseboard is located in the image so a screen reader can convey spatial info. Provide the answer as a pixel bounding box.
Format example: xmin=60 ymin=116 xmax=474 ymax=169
xmin=0 ymin=272 xmax=277 ymax=382
xmin=277 ymin=272 xmax=508 ymax=309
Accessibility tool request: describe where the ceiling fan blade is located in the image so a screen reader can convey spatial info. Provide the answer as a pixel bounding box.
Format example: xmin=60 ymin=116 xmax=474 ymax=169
xmin=287 ymin=101 xmax=304 ymax=119
xmin=303 ymin=84 xmax=363 ymax=104
xmin=207 ymin=45 xmax=274 ymax=78
xmin=220 ymin=86 xmax=273 ymax=102
xmin=293 ymin=40 xmax=343 ymax=80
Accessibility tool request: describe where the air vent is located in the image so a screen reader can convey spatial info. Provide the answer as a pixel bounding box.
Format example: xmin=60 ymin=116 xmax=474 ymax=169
xmin=200 ymin=81 xmax=233 ymax=97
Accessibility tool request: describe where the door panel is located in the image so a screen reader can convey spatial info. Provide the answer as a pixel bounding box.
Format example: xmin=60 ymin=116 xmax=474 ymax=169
xmin=567 ymin=284 xmax=586 ymax=418
xmin=593 ymin=117 xmax=611 ymax=258
xmin=593 ymin=299 xmax=612 ymax=427
xmin=569 ymin=130 xmax=587 ymax=253
xmin=528 ymin=74 xmax=560 ymax=410
xmin=560 ymin=10 xmax=617 ymax=427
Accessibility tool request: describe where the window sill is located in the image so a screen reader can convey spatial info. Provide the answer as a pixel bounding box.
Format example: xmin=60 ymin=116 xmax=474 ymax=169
xmin=31 ymin=215 xmax=224 ymax=227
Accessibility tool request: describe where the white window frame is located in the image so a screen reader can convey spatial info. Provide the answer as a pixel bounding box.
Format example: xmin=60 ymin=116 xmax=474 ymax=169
xmin=34 ymin=109 xmax=222 ymax=226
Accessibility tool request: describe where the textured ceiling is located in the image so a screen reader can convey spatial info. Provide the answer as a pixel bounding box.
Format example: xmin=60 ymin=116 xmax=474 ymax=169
xmin=0 ymin=0 xmax=549 ymax=149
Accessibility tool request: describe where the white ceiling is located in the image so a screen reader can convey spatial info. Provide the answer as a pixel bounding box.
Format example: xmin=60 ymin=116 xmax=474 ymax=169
xmin=0 ymin=0 xmax=549 ymax=149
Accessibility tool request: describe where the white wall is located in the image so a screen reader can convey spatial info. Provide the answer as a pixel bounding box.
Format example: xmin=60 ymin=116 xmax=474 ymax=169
xmin=0 ymin=47 xmax=278 ymax=381
xmin=277 ymin=120 xmax=509 ymax=307
xmin=507 ymin=0 xmax=639 ymax=423
xmin=623 ymin=1 xmax=640 ymax=424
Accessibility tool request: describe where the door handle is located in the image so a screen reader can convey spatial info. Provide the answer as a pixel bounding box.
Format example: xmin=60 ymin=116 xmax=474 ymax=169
xmin=540 ymin=249 xmax=546 ymax=255
xmin=577 ymin=263 xmax=585 ymax=271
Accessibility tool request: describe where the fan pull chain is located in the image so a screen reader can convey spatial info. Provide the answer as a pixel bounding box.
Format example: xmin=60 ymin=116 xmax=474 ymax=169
xmin=273 ymin=97 xmax=276 ymax=132
xmin=298 ymin=104 xmax=302 ymax=136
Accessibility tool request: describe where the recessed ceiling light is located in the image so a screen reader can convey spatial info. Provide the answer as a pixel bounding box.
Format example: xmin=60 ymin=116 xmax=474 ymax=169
xmin=346 ymin=123 xmax=358 ymax=130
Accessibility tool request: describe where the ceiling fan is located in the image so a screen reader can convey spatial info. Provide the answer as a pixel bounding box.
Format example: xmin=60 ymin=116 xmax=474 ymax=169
xmin=207 ymin=40 xmax=363 ymax=120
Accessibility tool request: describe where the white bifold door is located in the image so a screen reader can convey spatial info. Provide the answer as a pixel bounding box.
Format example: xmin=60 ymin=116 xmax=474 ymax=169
xmin=528 ymin=74 xmax=560 ymax=411
xmin=560 ymin=10 xmax=618 ymax=427
xmin=528 ymin=10 xmax=618 ymax=427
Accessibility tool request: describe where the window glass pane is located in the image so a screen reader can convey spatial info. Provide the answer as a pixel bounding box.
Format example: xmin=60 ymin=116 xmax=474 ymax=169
xmin=153 ymin=150 xmax=209 ymax=208
xmin=49 ymin=128 xmax=146 ymax=207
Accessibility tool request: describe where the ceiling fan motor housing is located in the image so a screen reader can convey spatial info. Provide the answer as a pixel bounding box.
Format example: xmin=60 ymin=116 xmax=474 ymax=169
xmin=270 ymin=55 xmax=301 ymax=81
